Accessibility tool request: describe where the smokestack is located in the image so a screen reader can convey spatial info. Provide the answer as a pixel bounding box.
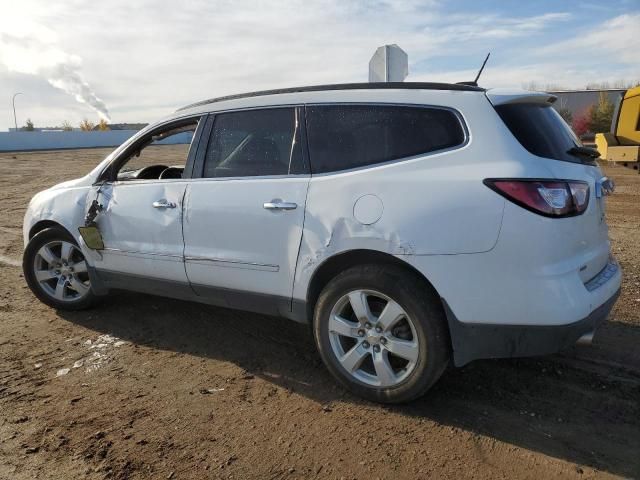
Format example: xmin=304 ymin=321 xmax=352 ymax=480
xmin=0 ymin=31 xmax=111 ymax=121
xmin=48 ymin=63 xmax=111 ymax=121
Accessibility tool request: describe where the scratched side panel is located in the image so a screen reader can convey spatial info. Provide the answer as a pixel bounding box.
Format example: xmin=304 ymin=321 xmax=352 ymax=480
xmin=23 ymin=186 xmax=91 ymax=249
xmin=291 ymin=93 xmax=515 ymax=302
xmin=90 ymin=181 xmax=189 ymax=282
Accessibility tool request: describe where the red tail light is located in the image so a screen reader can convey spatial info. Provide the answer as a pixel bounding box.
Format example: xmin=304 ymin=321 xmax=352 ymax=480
xmin=484 ymin=179 xmax=589 ymax=217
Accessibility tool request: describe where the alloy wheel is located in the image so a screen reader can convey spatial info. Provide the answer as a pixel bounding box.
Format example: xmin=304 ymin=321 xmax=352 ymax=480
xmin=328 ymin=289 xmax=420 ymax=387
xmin=32 ymin=240 xmax=91 ymax=302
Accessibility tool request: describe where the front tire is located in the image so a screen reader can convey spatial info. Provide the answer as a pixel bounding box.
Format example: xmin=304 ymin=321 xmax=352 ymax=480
xmin=313 ymin=265 xmax=450 ymax=403
xmin=23 ymin=227 xmax=98 ymax=310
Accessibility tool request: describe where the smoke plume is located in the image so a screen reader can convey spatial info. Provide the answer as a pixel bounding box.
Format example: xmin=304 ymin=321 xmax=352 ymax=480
xmin=0 ymin=32 xmax=111 ymax=121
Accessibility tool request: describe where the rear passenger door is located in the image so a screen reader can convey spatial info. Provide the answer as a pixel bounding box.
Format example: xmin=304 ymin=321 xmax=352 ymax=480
xmin=182 ymin=107 xmax=310 ymax=315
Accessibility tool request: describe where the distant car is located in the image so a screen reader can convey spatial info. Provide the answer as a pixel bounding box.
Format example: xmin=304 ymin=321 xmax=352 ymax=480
xmin=22 ymin=82 xmax=621 ymax=403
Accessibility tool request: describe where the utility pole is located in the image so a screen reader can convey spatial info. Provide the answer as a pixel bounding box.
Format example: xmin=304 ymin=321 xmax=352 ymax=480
xmin=12 ymin=92 xmax=22 ymax=132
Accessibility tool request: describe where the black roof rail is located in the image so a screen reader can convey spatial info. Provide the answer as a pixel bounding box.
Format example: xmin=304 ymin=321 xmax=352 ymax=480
xmin=177 ymin=82 xmax=485 ymax=111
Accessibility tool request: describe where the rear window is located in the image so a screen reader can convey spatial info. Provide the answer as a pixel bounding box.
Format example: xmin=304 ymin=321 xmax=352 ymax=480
xmin=495 ymin=104 xmax=583 ymax=163
xmin=306 ymin=105 xmax=465 ymax=174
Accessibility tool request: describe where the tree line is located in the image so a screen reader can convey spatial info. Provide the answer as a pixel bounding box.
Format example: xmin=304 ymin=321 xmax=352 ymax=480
xmin=19 ymin=118 xmax=110 ymax=131
xmin=523 ymin=79 xmax=639 ymax=138
xmin=556 ymin=92 xmax=617 ymax=138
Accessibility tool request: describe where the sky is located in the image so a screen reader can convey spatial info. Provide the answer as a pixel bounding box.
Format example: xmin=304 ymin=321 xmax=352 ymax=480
xmin=0 ymin=0 xmax=638 ymax=131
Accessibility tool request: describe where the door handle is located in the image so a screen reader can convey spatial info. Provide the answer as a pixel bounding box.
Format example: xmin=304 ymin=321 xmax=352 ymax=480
xmin=152 ymin=199 xmax=176 ymax=209
xmin=263 ymin=200 xmax=297 ymax=211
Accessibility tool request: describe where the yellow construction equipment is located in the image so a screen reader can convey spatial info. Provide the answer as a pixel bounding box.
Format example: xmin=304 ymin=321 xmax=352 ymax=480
xmin=595 ymin=86 xmax=640 ymax=171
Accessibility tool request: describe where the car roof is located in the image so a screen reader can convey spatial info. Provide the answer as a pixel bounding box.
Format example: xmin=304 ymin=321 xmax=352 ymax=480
xmin=176 ymin=82 xmax=485 ymax=113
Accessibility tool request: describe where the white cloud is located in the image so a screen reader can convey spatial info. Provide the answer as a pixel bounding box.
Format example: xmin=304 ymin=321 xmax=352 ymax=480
xmin=429 ymin=12 xmax=571 ymax=42
xmin=0 ymin=34 xmax=111 ymax=121
xmin=414 ymin=63 xmax=640 ymax=90
xmin=0 ymin=1 xmax=637 ymax=130
xmin=536 ymin=13 xmax=640 ymax=64
xmin=0 ymin=2 xmax=111 ymax=121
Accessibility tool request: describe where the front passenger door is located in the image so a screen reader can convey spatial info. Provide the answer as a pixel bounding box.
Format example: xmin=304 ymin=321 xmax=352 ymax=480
xmin=183 ymin=107 xmax=310 ymax=315
xmin=89 ymin=117 xmax=203 ymax=295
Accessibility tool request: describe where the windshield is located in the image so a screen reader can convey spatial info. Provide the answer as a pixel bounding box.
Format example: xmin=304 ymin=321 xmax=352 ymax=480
xmin=495 ymin=103 xmax=589 ymax=164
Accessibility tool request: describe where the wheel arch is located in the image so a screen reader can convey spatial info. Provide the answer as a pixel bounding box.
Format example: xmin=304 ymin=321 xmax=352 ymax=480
xmin=305 ymin=249 xmax=444 ymax=324
xmin=29 ymin=220 xmax=71 ymax=240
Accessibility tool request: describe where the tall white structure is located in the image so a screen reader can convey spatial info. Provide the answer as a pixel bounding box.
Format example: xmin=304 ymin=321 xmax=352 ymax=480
xmin=368 ymin=44 xmax=408 ymax=83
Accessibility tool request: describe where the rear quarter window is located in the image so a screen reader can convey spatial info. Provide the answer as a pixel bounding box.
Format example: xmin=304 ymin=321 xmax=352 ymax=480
xmin=306 ymin=105 xmax=465 ymax=174
xmin=495 ymin=104 xmax=583 ymax=163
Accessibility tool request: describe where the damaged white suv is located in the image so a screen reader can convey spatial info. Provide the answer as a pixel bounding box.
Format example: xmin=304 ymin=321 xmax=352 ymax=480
xmin=23 ymin=83 xmax=621 ymax=403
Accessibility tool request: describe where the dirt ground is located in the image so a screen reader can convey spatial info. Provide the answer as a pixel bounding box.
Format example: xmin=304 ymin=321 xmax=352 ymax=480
xmin=0 ymin=148 xmax=639 ymax=480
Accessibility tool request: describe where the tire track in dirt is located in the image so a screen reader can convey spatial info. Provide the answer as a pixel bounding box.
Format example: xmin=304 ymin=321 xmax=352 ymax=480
xmin=0 ymin=255 xmax=21 ymax=267
xmin=0 ymin=226 xmax=21 ymax=236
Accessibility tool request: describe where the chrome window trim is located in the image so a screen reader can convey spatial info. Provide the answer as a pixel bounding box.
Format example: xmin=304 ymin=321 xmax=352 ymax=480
xmin=187 ymin=174 xmax=309 ymax=184
xmin=101 ymin=101 xmax=469 ymax=183
xmin=197 ymin=102 xmax=469 ymax=180
xmin=106 ymin=179 xmax=193 ymax=187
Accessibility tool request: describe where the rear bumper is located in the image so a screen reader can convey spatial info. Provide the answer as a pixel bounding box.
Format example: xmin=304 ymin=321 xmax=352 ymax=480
xmin=444 ymin=287 xmax=620 ymax=367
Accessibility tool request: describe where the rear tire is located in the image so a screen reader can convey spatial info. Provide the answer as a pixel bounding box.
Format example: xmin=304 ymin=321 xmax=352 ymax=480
xmin=313 ymin=264 xmax=450 ymax=403
xmin=23 ymin=227 xmax=98 ymax=311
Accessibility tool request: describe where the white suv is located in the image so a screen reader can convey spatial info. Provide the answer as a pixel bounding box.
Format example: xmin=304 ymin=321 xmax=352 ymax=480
xmin=22 ymin=83 xmax=621 ymax=403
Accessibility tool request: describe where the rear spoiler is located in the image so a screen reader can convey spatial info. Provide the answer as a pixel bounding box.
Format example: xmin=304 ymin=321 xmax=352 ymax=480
xmin=486 ymin=89 xmax=557 ymax=107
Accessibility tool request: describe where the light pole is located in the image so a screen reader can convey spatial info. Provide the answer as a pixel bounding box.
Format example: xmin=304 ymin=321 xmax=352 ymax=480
xmin=12 ymin=92 xmax=22 ymax=132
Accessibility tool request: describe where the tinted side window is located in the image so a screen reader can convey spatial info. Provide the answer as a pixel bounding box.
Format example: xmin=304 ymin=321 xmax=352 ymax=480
xmin=306 ymin=105 xmax=465 ymax=174
xmin=203 ymin=108 xmax=304 ymax=178
xmin=495 ymin=104 xmax=582 ymax=163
